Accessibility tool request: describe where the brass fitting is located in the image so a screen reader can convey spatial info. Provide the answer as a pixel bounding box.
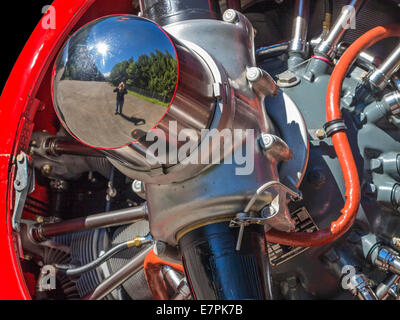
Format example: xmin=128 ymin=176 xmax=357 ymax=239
xmin=127 ymin=237 xmax=145 ymax=248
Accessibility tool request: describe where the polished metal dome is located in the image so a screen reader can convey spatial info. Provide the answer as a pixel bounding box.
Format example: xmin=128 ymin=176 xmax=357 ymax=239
xmin=53 ymin=15 xmax=179 ymax=149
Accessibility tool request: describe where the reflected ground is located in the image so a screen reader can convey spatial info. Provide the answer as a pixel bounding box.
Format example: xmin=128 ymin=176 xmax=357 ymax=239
xmin=53 ymin=16 xmax=178 ymax=149
xmin=57 ymin=80 xmax=166 ymax=148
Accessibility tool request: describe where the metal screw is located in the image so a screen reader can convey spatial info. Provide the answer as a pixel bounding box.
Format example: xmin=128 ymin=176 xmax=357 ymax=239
xmin=223 ymin=9 xmax=238 ymax=23
xmin=50 ymin=179 xmax=68 ymax=191
xmin=276 ymin=70 xmax=300 ymax=88
xmin=246 ymin=67 xmax=262 ymax=82
xmin=259 ymin=133 xmax=275 ymax=150
xmin=24 ymin=254 xmax=33 ymax=261
xmin=16 ymin=154 xmax=24 ymax=163
xmin=132 ymin=180 xmax=144 ymax=194
xmin=41 ymin=164 xmax=52 ymax=176
xmin=316 ymin=129 xmax=326 ymax=140
xmin=392 ymin=237 xmax=400 ymax=251
xmin=107 ymin=182 xmax=117 ymax=199
xmin=36 ymin=215 xmax=45 ymax=224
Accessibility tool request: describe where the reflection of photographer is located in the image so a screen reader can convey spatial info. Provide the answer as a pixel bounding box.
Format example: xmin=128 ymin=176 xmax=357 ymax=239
xmin=114 ymin=82 xmax=127 ymax=114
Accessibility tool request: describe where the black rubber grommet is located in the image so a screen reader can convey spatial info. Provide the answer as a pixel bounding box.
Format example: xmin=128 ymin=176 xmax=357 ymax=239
xmin=324 ymin=119 xmax=347 ymax=137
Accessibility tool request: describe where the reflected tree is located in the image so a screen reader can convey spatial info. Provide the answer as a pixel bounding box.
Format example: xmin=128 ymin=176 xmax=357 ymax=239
xmin=109 ymin=49 xmax=177 ymax=102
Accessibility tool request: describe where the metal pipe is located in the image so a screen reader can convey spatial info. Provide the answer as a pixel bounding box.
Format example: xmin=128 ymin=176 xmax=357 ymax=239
xmin=376 ymin=274 xmax=400 ymax=299
xmin=142 ymin=0 xmax=220 ymax=26
xmin=162 ymin=266 xmax=191 ymax=300
xmin=86 ymin=246 xmax=153 ymax=300
xmin=289 ymin=0 xmax=310 ymax=57
xmin=376 ymin=246 xmax=400 ymax=275
xmin=33 ymin=204 xmax=147 ymax=242
xmin=316 ymin=0 xmax=365 ymax=58
xmin=45 ymin=137 xmax=103 ymax=157
xmin=350 ymin=273 xmax=378 ymax=300
xmin=337 ymin=43 xmax=383 ymax=70
xmin=57 ymin=236 xmax=153 ymax=277
xmin=361 ymin=234 xmax=400 ymax=275
xmin=144 ymin=249 xmax=184 ymax=300
xmin=369 ymin=42 xmax=400 ymax=91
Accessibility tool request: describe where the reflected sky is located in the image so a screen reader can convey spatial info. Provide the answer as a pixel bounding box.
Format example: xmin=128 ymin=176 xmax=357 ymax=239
xmin=53 ymin=15 xmax=179 ymax=149
xmin=82 ymin=16 xmax=176 ymax=76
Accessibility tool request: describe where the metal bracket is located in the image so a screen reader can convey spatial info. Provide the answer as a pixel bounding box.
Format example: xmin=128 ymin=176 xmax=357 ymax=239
xmin=12 ymin=152 xmax=35 ymax=232
xmin=230 ymin=212 xmax=273 ymax=251
xmin=230 ymin=181 xmax=302 ymax=251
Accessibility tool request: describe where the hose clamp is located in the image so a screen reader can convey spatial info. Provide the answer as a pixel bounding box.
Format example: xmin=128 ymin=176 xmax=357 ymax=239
xmin=323 ymin=119 xmax=347 ymax=137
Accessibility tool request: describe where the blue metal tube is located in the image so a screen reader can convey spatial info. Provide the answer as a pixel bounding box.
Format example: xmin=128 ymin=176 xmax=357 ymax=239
xmin=180 ymin=221 xmax=270 ymax=300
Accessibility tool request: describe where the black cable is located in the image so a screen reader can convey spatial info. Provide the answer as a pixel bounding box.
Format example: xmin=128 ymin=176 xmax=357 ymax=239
xmin=324 ymin=0 xmax=333 ymax=16
xmin=256 ymin=42 xmax=289 ymax=61
xmin=56 ymin=241 xmax=131 ymax=277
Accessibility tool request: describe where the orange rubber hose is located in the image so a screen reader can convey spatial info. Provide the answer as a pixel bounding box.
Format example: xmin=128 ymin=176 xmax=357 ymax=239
xmin=267 ymin=24 xmax=400 ymax=247
xmin=143 ymin=250 xmax=184 ymax=300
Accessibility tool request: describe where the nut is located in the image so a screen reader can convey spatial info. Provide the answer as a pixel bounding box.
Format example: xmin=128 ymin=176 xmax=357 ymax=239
xmin=246 ymin=67 xmax=262 ymax=82
xmin=276 ymin=70 xmax=300 ymax=88
xmin=16 ymin=154 xmax=24 ymax=163
xmin=259 ymin=134 xmax=276 ymax=150
xmin=132 ymin=180 xmax=144 ymax=194
xmin=316 ymin=129 xmax=326 ymax=140
xmin=223 ymin=9 xmax=238 ymax=23
xmin=41 ymin=164 xmax=52 ymax=176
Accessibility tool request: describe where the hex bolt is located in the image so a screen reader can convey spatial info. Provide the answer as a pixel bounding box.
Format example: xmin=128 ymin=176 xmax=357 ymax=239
xmin=41 ymin=164 xmax=52 ymax=176
xmin=16 ymin=154 xmax=24 ymax=163
xmin=246 ymin=67 xmax=262 ymax=82
xmin=50 ymin=179 xmax=68 ymax=191
xmin=132 ymin=180 xmax=144 ymax=194
xmin=316 ymin=129 xmax=326 ymax=140
xmin=24 ymin=254 xmax=33 ymax=261
xmin=392 ymin=237 xmax=400 ymax=252
xmin=259 ymin=133 xmax=275 ymax=150
xmin=276 ymin=70 xmax=300 ymax=88
xmin=107 ymin=182 xmax=117 ymax=199
xmin=36 ymin=215 xmax=45 ymax=224
xmin=223 ymin=9 xmax=238 ymax=23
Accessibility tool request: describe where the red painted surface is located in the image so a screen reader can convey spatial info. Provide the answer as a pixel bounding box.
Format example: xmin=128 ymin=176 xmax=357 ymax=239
xmin=0 ymin=0 xmax=136 ymax=300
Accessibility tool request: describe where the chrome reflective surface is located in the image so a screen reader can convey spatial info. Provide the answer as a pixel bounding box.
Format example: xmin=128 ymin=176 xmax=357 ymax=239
xmin=53 ymin=15 xmax=178 ymax=149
